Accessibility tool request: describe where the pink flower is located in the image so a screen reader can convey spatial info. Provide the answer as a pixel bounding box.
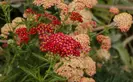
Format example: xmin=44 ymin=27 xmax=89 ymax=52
xmin=96 ymin=35 xmax=111 ymax=50
xmin=96 ymin=35 xmax=105 ymax=43
xmin=118 ymin=26 xmax=130 ymax=32
xmin=109 ymin=7 xmax=119 ymax=14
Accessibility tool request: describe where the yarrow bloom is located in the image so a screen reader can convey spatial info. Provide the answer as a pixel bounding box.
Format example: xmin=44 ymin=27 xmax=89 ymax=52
xmin=68 ymin=0 xmax=97 ymax=12
xmin=70 ymin=12 xmax=83 ymax=22
xmin=44 ymin=13 xmax=61 ymax=26
xmin=96 ymin=35 xmax=105 ymax=43
xmin=35 ymin=12 xmax=61 ymax=26
xmin=12 ymin=17 xmax=25 ymax=27
xmin=73 ymin=0 xmax=97 ymax=9
xmin=36 ymin=23 xmax=54 ymax=35
xmin=56 ymin=3 xmax=68 ymax=13
xmin=109 ymin=7 xmax=119 ymax=14
xmin=97 ymin=35 xmax=111 ymax=50
xmin=54 ymin=54 xmax=96 ymax=81
xmin=68 ymin=76 xmax=81 ymax=82
xmin=43 ymin=0 xmax=61 ymax=9
xmin=29 ymin=27 xmax=37 ymax=35
xmin=113 ymin=12 xmax=133 ymax=32
xmin=68 ymin=1 xmax=85 ymax=12
xmin=0 ymin=17 xmax=26 ymax=39
xmin=84 ymin=56 xmax=96 ymax=76
xmin=15 ymin=27 xmax=29 ymax=44
xmin=36 ymin=23 xmax=54 ymax=42
xmin=73 ymin=34 xmax=91 ymax=54
xmin=96 ymin=49 xmax=111 ymax=61
xmin=55 ymin=64 xmax=84 ymax=79
xmin=40 ymin=33 xmax=82 ymax=57
xmin=1 ymin=23 xmax=13 ymax=36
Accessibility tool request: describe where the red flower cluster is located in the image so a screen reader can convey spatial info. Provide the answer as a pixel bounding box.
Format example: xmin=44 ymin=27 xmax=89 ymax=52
xmin=70 ymin=12 xmax=83 ymax=22
xmin=35 ymin=12 xmax=61 ymax=26
xmin=40 ymin=33 xmax=82 ymax=57
xmin=15 ymin=27 xmax=29 ymax=44
xmin=15 ymin=27 xmax=38 ymax=45
xmin=51 ymin=20 xmax=61 ymax=26
xmin=36 ymin=23 xmax=54 ymax=35
xmin=24 ymin=8 xmax=61 ymax=26
xmin=29 ymin=27 xmax=37 ymax=35
xmin=96 ymin=35 xmax=105 ymax=43
xmin=96 ymin=35 xmax=111 ymax=50
xmin=44 ymin=12 xmax=61 ymax=26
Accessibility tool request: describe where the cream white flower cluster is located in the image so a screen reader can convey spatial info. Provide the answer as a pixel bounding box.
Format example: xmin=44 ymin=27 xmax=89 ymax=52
xmin=113 ymin=12 xmax=133 ymax=32
xmin=55 ymin=54 xmax=96 ymax=82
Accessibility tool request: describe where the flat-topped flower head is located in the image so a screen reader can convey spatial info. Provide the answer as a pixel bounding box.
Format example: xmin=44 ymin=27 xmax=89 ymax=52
xmin=40 ymin=33 xmax=82 ymax=57
xmin=15 ymin=27 xmax=29 ymax=44
xmin=54 ymin=54 xmax=96 ymax=81
xmin=113 ymin=12 xmax=132 ymax=32
xmin=73 ymin=34 xmax=91 ymax=54
xmin=55 ymin=64 xmax=83 ymax=79
xmin=1 ymin=23 xmax=13 ymax=35
xmin=12 ymin=17 xmax=25 ymax=28
xmin=84 ymin=56 xmax=96 ymax=76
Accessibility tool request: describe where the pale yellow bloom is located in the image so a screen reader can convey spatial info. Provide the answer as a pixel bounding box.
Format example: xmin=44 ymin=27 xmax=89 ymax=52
xmin=12 ymin=17 xmax=25 ymax=28
xmin=113 ymin=12 xmax=132 ymax=32
xmin=96 ymin=49 xmax=111 ymax=61
xmin=1 ymin=23 xmax=13 ymax=35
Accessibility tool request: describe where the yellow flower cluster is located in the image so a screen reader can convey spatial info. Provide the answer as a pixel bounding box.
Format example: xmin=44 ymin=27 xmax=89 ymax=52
xmin=96 ymin=49 xmax=111 ymax=61
xmin=113 ymin=12 xmax=132 ymax=32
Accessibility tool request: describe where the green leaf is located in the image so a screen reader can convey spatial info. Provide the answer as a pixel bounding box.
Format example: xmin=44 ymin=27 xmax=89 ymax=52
xmin=20 ymin=66 xmax=38 ymax=80
xmin=112 ymin=43 xmax=131 ymax=68
xmin=32 ymin=53 xmax=48 ymax=62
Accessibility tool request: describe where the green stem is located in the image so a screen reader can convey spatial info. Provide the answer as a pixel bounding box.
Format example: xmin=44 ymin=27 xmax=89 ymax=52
xmin=43 ymin=59 xmax=53 ymax=80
